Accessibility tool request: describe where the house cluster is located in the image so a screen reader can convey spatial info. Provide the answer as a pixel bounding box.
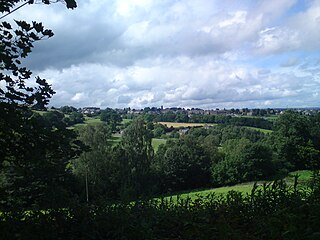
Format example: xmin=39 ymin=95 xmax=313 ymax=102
xmin=79 ymin=107 xmax=101 ymax=115
xmin=127 ymin=107 xmax=271 ymax=117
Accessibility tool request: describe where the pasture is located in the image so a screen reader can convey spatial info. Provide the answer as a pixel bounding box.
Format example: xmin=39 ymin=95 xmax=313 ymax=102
xmin=163 ymin=182 xmax=255 ymax=201
xmin=158 ymin=122 xmax=217 ymax=128
xmin=162 ymin=170 xmax=313 ymax=201
xmin=244 ymin=126 xmax=273 ymax=133
xmin=152 ymin=138 xmax=167 ymax=152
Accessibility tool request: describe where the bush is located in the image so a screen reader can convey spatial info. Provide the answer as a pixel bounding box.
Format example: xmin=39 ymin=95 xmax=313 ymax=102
xmin=1 ymin=180 xmax=320 ymax=239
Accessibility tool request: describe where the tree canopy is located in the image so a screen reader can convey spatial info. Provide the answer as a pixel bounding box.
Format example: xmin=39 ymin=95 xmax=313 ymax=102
xmin=0 ymin=0 xmax=76 ymax=108
xmin=0 ymin=0 xmax=79 ymax=210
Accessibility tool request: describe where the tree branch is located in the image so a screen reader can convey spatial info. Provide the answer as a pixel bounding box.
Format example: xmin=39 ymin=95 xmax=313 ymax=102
xmin=0 ymin=1 xmax=30 ymax=20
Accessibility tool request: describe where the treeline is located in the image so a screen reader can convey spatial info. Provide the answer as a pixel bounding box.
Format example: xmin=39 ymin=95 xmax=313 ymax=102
xmin=131 ymin=111 xmax=274 ymax=130
xmin=44 ymin=110 xmax=85 ymax=127
xmin=41 ymin=107 xmax=123 ymax=130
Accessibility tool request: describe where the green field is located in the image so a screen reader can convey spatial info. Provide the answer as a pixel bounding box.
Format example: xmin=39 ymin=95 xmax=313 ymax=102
xmin=163 ymin=183 xmax=256 ymax=201
xmin=71 ymin=117 xmax=102 ymax=129
xmin=158 ymin=122 xmax=217 ymax=128
xmin=111 ymin=135 xmax=167 ymax=151
xmin=265 ymin=115 xmax=279 ymax=121
xmin=244 ymin=126 xmax=273 ymax=133
xmin=111 ymin=133 xmax=122 ymax=144
xmin=122 ymin=118 xmax=133 ymax=124
xmin=285 ymin=170 xmax=314 ymax=185
xmin=152 ymin=138 xmax=167 ymax=152
xmin=161 ymin=170 xmax=313 ymax=201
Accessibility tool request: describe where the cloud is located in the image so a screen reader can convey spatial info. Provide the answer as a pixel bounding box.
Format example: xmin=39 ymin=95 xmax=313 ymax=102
xmin=280 ymin=57 xmax=300 ymax=67
xmin=34 ymin=55 xmax=319 ymax=109
xmin=255 ymin=27 xmax=300 ymax=55
xmin=3 ymin=0 xmax=319 ymax=109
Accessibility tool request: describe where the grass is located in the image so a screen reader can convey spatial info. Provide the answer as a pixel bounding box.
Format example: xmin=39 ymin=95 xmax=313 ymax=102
xmin=161 ymin=170 xmax=314 ymax=201
xmin=244 ymin=126 xmax=273 ymax=134
xmin=111 ymin=135 xmax=167 ymax=152
xmin=152 ymin=138 xmax=167 ymax=152
xmin=84 ymin=117 xmax=102 ymax=124
xmin=163 ymin=182 xmax=256 ymax=201
xmin=122 ymin=118 xmax=133 ymax=124
xmin=73 ymin=118 xmax=132 ymax=129
xmin=285 ymin=170 xmax=314 ymax=185
xmin=265 ymin=115 xmax=279 ymax=121
xmin=111 ymin=133 xmax=122 ymax=144
xmin=158 ymin=122 xmax=217 ymax=128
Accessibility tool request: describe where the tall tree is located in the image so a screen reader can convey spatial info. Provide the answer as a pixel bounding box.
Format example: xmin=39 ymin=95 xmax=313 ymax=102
xmin=119 ymin=117 xmax=154 ymax=199
xmin=0 ymin=0 xmax=79 ymax=210
xmin=1 ymin=0 xmax=76 ymax=108
xmin=73 ymin=123 xmax=119 ymax=202
xmin=0 ymin=107 xmax=81 ymax=210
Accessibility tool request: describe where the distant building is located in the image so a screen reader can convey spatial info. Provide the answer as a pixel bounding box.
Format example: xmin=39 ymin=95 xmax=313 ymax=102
xmin=81 ymin=107 xmax=101 ymax=115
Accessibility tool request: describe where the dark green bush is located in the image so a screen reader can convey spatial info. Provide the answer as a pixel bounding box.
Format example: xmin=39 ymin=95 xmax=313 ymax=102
xmin=1 ymin=180 xmax=320 ymax=240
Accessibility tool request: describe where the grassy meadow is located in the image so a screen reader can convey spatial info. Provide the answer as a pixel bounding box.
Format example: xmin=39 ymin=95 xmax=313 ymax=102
xmin=244 ymin=126 xmax=273 ymax=133
xmin=151 ymin=138 xmax=167 ymax=152
xmin=158 ymin=122 xmax=217 ymax=128
xmin=161 ymin=170 xmax=313 ymax=201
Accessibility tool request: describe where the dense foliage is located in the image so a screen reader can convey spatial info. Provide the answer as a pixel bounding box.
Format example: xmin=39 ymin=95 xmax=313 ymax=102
xmin=0 ymin=104 xmax=81 ymax=211
xmin=66 ymin=111 xmax=320 ymax=202
xmin=153 ymin=137 xmax=214 ymax=193
xmin=1 ymin=179 xmax=320 ymax=239
xmin=100 ymin=108 xmax=122 ymax=131
xmin=139 ymin=111 xmax=273 ymax=130
xmin=0 ymin=0 xmax=79 ymax=211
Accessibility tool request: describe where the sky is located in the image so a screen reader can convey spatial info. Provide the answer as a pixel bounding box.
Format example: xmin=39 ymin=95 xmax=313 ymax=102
xmin=6 ymin=0 xmax=320 ymax=109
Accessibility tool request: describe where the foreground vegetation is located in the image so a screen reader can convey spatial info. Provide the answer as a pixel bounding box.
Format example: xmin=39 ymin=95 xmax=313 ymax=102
xmin=1 ymin=178 xmax=320 ymax=240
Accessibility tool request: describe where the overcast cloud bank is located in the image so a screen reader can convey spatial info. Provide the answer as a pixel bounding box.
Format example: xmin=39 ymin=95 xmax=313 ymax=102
xmin=8 ymin=0 xmax=320 ymax=109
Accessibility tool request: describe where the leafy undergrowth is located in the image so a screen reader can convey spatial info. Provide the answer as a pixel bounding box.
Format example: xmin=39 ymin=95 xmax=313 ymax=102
xmin=1 ymin=179 xmax=320 ymax=239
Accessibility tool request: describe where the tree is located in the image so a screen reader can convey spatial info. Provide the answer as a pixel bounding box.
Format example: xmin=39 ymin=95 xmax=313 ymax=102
xmin=100 ymin=108 xmax=122 ymax=131
xmin=0 ymin=107 xmax=81 ymax=210
xmin=73 ymin=123 xmax=119 ymax=202
xmin=0 ymin=0 xmax=79 ymax=210
xmin=60 ymin=105 xmax=78 ymax=114
xmin=43 ymin=110 xmax=66 ymax=128
xmin=153 ymin=136 xmax=212 ymax=193
xmin=68 ymin=111 xmax=84 ymax=125
xmin=273 ymin=111 xmax=316 ymax=170
xmin=1 ymin=0 xmax=76 ymax=108
xmin=153 ymin=124 xmax=166 ymax=138
xmin=119 ymin=117 xmax=154 ymax=199
xmin=212 ymin=138 xmax=274 ymax=186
